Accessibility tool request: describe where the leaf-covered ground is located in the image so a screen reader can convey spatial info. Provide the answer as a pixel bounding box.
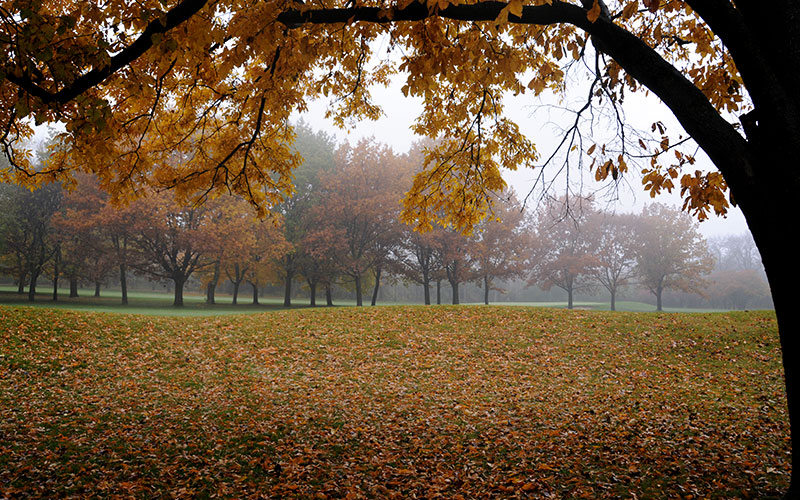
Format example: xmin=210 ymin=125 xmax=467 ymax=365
xmin=0 ymin=305 xmax=788 ymax=498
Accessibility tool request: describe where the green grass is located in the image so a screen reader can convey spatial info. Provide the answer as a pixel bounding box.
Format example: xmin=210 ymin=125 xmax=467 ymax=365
xmin=0 ymin=305 xmax=788 ymax=498
xmin=1 ymin=285 xmax=736 ymax=316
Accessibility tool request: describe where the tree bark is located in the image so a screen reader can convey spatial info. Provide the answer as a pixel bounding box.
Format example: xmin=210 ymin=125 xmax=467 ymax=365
xmin=450 ymin=280 xmax=459 ymax=305
xmin=17 ymin=271 xmax=26 ymax=294
xmin=206 ymin=261 xmax=220 ymax=304
xmin=94 ymin=281 xmax=101 ymax=297
xmin=52 ymin=251 xmax=60 ymax=302
xmin=325 ymin=283 xmax=334 ymax=307
xmin=173 ymin=276 xmax=185 ymax=307
xmin=69 ymin=276 xmax=79 ymax=298
xmin=355 ymin=273 xmax=363 ymax=306
xmin=436 ymin=279 xmax=441 ymax=305
xmin=283 ymin=270 xmax=293 ymax=307
xmin=610 ymin=289 xmax=616 ymax=311
xmin=483 ymin=274 xmax=490 ymax=305
xmin=422 ymin=270 xmax=431 ymax=305
xmin=119 ymin=263 xmax=128 ymax=305
xmin=309 ymin=280 xmax=317 ymax=307
xmin=371 ymin=267 xmax=382 ymax=306
xmin=567 ymin=288 xmax=573 ymax=310
xmin=28 ymin=268 xmax=39 ymax=302
xmin=252 ymin=282 xmax=259 ymax=305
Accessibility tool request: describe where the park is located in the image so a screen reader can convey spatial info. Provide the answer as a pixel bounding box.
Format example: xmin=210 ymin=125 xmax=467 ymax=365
xmin=2 ymin=0 xmax=799 ymax=498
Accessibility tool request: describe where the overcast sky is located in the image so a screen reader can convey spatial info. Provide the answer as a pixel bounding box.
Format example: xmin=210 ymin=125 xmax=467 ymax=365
xmin=296 ymin=72 xmax=751 ymax=240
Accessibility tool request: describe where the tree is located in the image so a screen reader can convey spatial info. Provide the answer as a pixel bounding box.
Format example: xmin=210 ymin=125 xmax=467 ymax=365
xmin=6 ymin=1 xmax=800 ymax=494
xmin=587 ymin=211 xmax=638 ymax=311
xmin=471 ymin=192 xmax=531 ymax=305
xmin=435 ymin=228 xmax=477 ymax=305
xmin=633 ymin=203 xmax=714 ymax=312
xmin=132 ymin=191 xmax=213 ymax=306
xmin=530 ymin=195 xmax=598 ymax=310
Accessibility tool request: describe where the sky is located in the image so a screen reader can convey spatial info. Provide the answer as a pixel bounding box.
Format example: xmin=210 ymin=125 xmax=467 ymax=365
xmin=296 ymin=71 xmax=752 ymax=240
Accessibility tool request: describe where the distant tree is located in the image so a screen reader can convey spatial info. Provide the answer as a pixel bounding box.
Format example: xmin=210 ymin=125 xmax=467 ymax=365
xmin=322 ymin=139 xmax=408 ymax=306
xmin=243 ymin=218 xmax=291 ymax=305
xmin=709 ymin=233 xmax=763 ymax=272
xmin=472 ymin=193 xmax=531 ymax=305
xmin=633 ymin=203 xmax=715 ymax=312
xmin=394 ymin=226 xmax=441 ymax=305
xmin=132 ymin=192 xmax=214 ymax=306
xmin=587 ymin=212 xmax=638 ymax=311
xmin=529 ymin=196 xmax=598 ymax=310
xmin=435 ymin=228 xmax=477 ymax=305
xmin=709 ymin=269 xmax=772 ymax=311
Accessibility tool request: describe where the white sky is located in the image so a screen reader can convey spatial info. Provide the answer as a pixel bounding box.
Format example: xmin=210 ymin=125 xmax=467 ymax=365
xmin=296 ymin=73 xmax=751 ymax=240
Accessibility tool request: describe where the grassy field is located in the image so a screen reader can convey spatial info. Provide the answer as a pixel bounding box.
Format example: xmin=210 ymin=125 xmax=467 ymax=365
xmin=0 ymin=305 xmax=788 ymax=498
xmin=0 ymin=285 xmax=726 ymax=315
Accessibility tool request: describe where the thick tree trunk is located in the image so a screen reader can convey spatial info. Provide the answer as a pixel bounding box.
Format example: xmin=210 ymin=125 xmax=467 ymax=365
xmin=252 ymin=282 xmax=259 ymax=305
xmin=610 ymin=289 xmax=616 ymax=311
xmin=17 ymin=271 xmax=26 ymax=294
xmin=309 ymin=281 xmax=317 ymax=307
xmin=567 ymin=288 xmax=573 ymax=310
xmin=94 ymin=281 xmax=101 ymax=297
xmin=232 ymin=282 xmax=240 ymax=305
xmin=450 ymin=280 xmax=459 ymax=305
xmin=436 ymin=279 xmax=441 ymax=305
xmin=69 ymin=276 xmax=79 ymax=298
xmin=483 ymin=275 xmax=490 ymax=305
xmin=173 ymin=277 xmax=185 ymax=307
xmin=119 ymin=263 xmax=128 ymax=305
xmin=28 ymin=268 xmax=39 ymax=302
xmin=371 ymin=267 xmax=381 ymax=306
xmin=654 ymin=287 xmax=663 ymax=312
xmin=325 ymin=283 xmax=333 ymax=307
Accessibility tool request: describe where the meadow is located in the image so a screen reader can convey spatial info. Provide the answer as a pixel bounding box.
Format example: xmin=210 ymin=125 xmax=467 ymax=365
xmin=0 ymin=305 xmax=788 ymax=498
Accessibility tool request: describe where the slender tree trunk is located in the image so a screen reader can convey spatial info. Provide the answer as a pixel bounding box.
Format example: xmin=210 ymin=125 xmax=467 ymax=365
xmin=355 ymin=273 xmax=363 ymax=306
xmin=610 ymin=289 xmax=616 ymax=311
xmin=232 ymin=281 xmax=240 ymax=305
xmin=436 ymin=279 xmax=441 ymax=305
xmin=422 ymin=271 xmax=430 ymax=305
xmin=173 ymin=277 xmax=185 ymax=307
xmin=119 ymin=263 xmax=128 ymax=305
xmin=206 ymin=261 xmax=220 ymax=304
xmin=309 ymin=281 xmax=317 ymax=307
xmin=371 ymin=267 xmax=382 ymax=306
xmin=567 ymin=288 xmax=574 ymax=310
xmin=283 ymin=271 xmax=293 ymax=307
xmin=94 ymin=281 xmax=101 ymax=297
xmin=69 ymin=276 xmax=79 ymax=298
xmin=52 ymin=251 xmax=60 ymax=302
xmin=325 ymin=283 xmax=334 ymax=306
xmin=483 ymin=275 xmax=490 ymax=305
xmin=252 ymin=282 xmax=259 ymax=305
xmin=655 ymin=287 xmax=663 ymax=312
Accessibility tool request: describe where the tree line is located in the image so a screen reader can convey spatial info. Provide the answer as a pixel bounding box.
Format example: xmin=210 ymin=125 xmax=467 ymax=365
xmin=0 ymin=126 xmax=768 ymax=311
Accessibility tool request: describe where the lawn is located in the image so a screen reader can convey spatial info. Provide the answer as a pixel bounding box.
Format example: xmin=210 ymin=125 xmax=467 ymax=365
xmin=0 ymin=305 xmax=788 ymax=498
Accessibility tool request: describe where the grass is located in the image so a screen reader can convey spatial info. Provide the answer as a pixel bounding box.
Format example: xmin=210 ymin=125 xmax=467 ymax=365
xmin=0 ymin=305 xmax=788 ymax=498
xmin=0 ymin=285 xmax=733 ymax=316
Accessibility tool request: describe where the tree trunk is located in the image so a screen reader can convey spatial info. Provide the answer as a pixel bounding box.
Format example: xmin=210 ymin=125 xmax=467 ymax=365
xmin=69 ymin=276 xmax=79 ymax=298
xmin=371 ymin=267 xmax=382 ymax=306
xmin=436 ymin=279 xmax=441 ymax=305
xmin=52 ymin=252 xmax=60 ymax=302
xmin=309 ymin=280 xmax=317 ymax=307
xmin=173 ymin=277 xmax=185 ymax=307
xmin=483 ymin=275 xmax=490 ymax=305
xmin=355 ymin=273 xmax=363 ymax=306
xmin=450 ymin=280 xmax=459 ymax=305
xmin=28 ymin=268 xmax=39 ymax=302
xmin=232 ymin=281 xmax=240 ymax=305
xmin=17 ymin=270 xmax=26 ymax=294
xmin=422 ymin=270 xmax=431 ymax=305
xmin=252 ymin=282 xmax=259 ymax=305
xmin=325 ymin=283 xmax=333 ymax=306
xmin=567 ymin=288 xmax=574 ymax=310
xmin=284 ymin=271 xmax=293 ymax=307
xmin=610 ymin=289 xmax=616 ymax=311
xmin=654 ymin=287 xmax=663 ymax=312
xmin=119 ymin=263 xmax=128 ymax=305
xmin=206 ymin=261 xmax=220 ymax=304
xmin=94 ymin=281 xmax=101 ymax=297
